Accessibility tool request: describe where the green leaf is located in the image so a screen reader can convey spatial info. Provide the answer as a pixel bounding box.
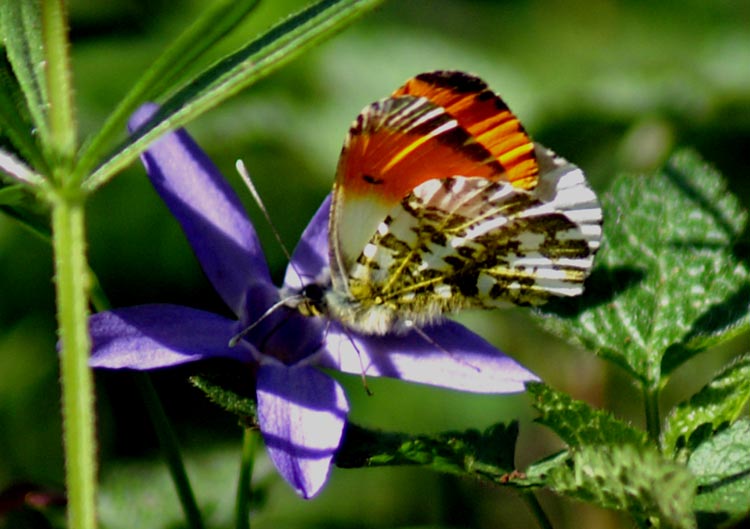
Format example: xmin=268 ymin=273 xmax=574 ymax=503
xmin=546 ymin=444 xmax=697 ymax=529
xmin=0 ymin=0 xmax=50 ymax=145
xmin=336 ymin=421 xmax=519 ymax=482
xmin=0 ymin=184 xmax=26 ymax=206
xmin=536 ymin=150 xmax=750 ymax=389
xmin=527 ymin=382 xmax=648 ymax=448
xmin=663 ymin=354 xmax=750 ymax=458
xmin=0 ymin=55 xmax=47 ymax=172
xmin=82 ymin=0 xmax=385 ymax=192
xmin=689 ymin=419 xmax=750 ymax=528
xmin=74 ymin=0 xmax=261 ymax=182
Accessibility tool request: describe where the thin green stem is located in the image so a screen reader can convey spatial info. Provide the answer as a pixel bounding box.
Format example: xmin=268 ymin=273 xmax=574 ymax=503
xmin=134 ymin=374 xmax=206 ymax=529
xmin=40 ymin=0 xmax=76 ymax=167
xmin=51 ymin=191 xmax=97 ymax=529
xmin=521 ymin=492 xmax=554 ymax=529
xmin=643 ymin=386 xmax=661 ymax=444
xmin=235 ymin=428 xmax=257 ymax=529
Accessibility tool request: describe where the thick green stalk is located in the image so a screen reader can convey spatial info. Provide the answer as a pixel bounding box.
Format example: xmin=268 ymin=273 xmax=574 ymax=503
xmin=236 ymin=428 xmax=257 ymax=529
xmin=51 ymin=191 xmax=97 ymax=529
xmin=40 ymin=0 xmax=76 ymax=166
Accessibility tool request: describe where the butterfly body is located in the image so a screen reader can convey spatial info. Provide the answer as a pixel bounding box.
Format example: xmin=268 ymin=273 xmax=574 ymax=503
xmin=298 ymin=71 xmax=602 ymax=335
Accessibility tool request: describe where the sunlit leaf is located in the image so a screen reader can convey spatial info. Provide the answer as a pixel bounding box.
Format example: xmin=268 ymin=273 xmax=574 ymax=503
xmin=75 ymin=0 xmax=261 ymax=181
xmin=536 ymin=150 xmax=750 ymax=389
xmin=527 ymin=382 xmax=647 ymax=448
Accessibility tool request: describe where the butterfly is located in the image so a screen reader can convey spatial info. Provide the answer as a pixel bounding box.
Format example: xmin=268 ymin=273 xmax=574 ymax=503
xmin=296 ymin=70 xmax=602 ymax=335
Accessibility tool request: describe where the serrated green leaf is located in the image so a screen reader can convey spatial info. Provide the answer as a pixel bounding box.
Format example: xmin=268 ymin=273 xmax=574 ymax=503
xmin=537 ymin=150 xmax=750 ymax=389
xmin=82 ymin=0 xmax=385 ymax=191
xmin=336 ymin=421 xmax=519 ymax=482
xmin=75 ymin=0 xmax=261 ymax=181
xmin=689 ymin=419 xmax=750 ymax=528
xmin=0 ymin=0 xmax=50 ymax=144
xmin=548 ymin=445 xmax=696 ymax=529
xmin=527 ymin=382 xmax=648 ymax=448
xmin=663 ymin=354 xmax=750 ymax=458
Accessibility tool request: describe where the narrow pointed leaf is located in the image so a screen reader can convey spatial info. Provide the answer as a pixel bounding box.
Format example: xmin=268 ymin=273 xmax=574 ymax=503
xmin=74 ymin=0 xmax=261 ymax=182
xmin=0 ymin=0 xmax=50 ymax=144
xmin=536 ymin=150 xmax=750 ymax=389
xmin=0 ymin=56 xmax=47 ymax=172
xmin=689 ymin=419 xmax=750 ymax=527
xmin=663 ymin=354 xmax=750 ymax=458
xmin=83 ymin=0 xmax=386 ymax=192
xmin=527 ymin=382 xmax=648 ymax=448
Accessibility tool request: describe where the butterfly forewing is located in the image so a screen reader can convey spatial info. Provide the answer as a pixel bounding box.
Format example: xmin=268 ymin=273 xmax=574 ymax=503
xmin=392 ymin=71 xmax=538 ymax=189
xmin=331 ymin=76 xmax=539 ymax=293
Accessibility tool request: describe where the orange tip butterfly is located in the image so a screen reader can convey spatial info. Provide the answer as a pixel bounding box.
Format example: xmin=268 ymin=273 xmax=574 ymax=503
xmin=295 ymin=70 xmax=602 ymax=335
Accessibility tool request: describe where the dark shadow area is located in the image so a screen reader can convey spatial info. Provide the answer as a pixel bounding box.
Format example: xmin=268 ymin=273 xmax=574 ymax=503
xmin=537 ymin=266 xmax=646 ymax=319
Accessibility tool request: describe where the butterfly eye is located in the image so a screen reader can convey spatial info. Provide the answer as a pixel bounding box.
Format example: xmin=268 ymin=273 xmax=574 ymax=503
xmin=298 ymin=283 xmax=327 ymax=317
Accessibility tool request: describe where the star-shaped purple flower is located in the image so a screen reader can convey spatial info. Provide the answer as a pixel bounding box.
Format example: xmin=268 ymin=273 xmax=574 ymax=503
xmin=89 ymin=105 xmax=538 ymax=499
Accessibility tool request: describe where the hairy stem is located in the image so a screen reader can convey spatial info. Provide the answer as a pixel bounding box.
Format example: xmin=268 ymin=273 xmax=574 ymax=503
xmin=52 ymin=192 xmax=96 ymax=529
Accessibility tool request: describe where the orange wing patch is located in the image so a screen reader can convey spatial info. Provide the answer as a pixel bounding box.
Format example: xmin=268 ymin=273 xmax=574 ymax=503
xmin=337 ymin=97 xmax=502 ymax=205
xmin=393 ymin=71 xmax=538 ymax=189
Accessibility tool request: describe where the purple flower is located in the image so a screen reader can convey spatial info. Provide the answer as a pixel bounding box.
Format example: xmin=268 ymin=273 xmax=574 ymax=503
xmin=89 ymin=105 xmax=538 ymax=499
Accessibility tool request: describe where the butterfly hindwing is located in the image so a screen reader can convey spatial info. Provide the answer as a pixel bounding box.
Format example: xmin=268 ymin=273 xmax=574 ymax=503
xmin=343 ymin=147 xmax=601 ymax=332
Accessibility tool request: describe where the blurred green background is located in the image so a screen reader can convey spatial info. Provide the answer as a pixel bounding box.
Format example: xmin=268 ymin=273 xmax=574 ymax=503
xmin=1 ymin=0 xmax=749 ymax=528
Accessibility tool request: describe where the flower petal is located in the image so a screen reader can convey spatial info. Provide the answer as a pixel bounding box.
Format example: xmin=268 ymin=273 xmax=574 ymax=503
xmin=256 ymin=364 xmax=348 ymax=499
xmin=318 ymin=320 xmax=538 ymax=393
xmin=283 ymin=194 xmax=331 ymax=291
xmin=89 ymin=304 xmax=252 ymax=369
xmin=129 ymin=104 xmax=271 ymax=315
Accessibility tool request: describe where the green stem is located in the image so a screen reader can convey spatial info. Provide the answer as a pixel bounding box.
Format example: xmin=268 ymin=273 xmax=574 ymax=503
xmin=644 ymin=386 xmax=661 ymax=444
xmin=522 ymin=492 xmax=554 ymax=529
xmin=235 ymin=428 xmax=257 ymax=529
xmin=51 ymin=192 xmax=97 ymax=529
xmin=40 ymin=0 xmax=76 ymax=167
xmin=134 ymin=374 xmax=206 ymax=529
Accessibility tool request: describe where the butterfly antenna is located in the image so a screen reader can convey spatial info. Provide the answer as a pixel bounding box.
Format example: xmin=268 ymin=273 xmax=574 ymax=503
xmin=229 ymin=294 xmax=304 ymax=347
xmin=235 ymin=159 xmax=303 ymax=283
